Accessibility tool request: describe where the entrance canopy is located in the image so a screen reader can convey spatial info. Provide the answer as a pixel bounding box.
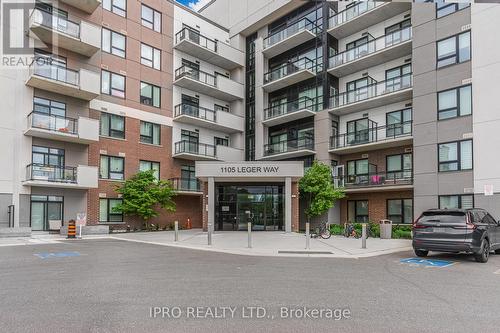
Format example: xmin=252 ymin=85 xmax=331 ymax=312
xmin=195 ymin=161 xmax=304 ymax=182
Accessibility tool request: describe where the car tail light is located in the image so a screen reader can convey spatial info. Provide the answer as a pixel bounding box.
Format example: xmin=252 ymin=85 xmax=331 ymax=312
xmin=412 ymin=215 xmax=428 ymax=229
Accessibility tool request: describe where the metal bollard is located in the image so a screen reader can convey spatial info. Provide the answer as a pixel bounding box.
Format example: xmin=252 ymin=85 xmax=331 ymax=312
xmin=247 ymin=222 xmax=252 ymax=248
xmin=174 ymin=221 xmax=179 ymax=242
xmin=208 ymin=223 xmax=212 ymax=246
xmin=305 ymin=222 xmax=310 ymax=250
xmin=362 ymin=223 xmax=367 ymax=249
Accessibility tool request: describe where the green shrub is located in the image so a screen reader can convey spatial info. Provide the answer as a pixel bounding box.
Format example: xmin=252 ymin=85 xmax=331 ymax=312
xmin=392 ymin=225 xmax=412 ymax=239
xmin=369 ymin=222 xmax=380 ymax=238
xmin=329 ymin=223 xmax=344 ymax=235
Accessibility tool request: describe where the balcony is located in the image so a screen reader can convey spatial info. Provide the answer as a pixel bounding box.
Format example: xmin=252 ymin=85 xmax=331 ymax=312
xmin=262 ymin=57 xmax=317 ymax=93
xmin=216 ymin=145 xmax=244 ymax=161
xmin=173 ymin=104 xmax=244 ymax=133
xmin=263 ymin=17 xmax=320 ymax=58
xmin=59 ymin=0 xmax=101 ymax=14
xmin=170 ymin=178 xmax=202 ymax=195
xmin=26 ymin=59 xmax=100 ymax=101
xmin=262 ymin=96 xmax=319 ymax=127
xmin=173 ymin=66 xmax=244 ymax=101
xmin=329 ymin=73 xmax=412 ymax=115
xmin=173 ymin=141 xmax=217 ymax=161
xmin=334 ymin=170 xmax=413 ymax=193
xmin=174 ymin=27 xmax=244 ymax=70
xmin=23 ymin=164 xmax=98 ymax=189
xmin=24 ymin=112 xmax=99 ymax=144
xmin=29 ymin=9 xmax=101 ymax=57
xmin=328 ymin=1 xmax=410 ymax=39
xmin=261 ymin=137 xmax=315 ymax=160
xmin=328 ymin=27 xmax=412 ymax=77
xmin=329 ymin=121 xmax=413 ymax=154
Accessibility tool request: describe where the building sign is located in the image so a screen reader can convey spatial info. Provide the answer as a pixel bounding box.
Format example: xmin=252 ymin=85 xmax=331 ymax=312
xmin=219 ymin=166 xmax=280 ymax=174
xmin=195 ymin=161 xmax=304 ymax=179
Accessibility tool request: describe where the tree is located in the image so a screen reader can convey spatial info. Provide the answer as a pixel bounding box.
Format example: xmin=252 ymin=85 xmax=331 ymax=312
xmin=299 ymin=161 xmax=345 ymax=224
xmin=114 ymin=170 xmax=177 ymax=223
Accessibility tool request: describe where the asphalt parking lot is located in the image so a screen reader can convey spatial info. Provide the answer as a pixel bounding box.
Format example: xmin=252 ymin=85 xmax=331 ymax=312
xmin=1 ymin=239 xmax=500 ymax=333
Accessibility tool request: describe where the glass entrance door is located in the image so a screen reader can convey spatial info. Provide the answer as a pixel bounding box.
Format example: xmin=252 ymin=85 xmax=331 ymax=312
xmin=30 ymin=195 xmax=63 ymax=231
xmin=31 ymin=202 xmax=45 ymax=231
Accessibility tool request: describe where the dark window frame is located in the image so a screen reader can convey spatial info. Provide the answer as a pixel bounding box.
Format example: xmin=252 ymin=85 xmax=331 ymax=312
xmin=102 ymin=0 xmax=126 ymax=17
xmin=436 ymin=2 xmax=470 ymax=19
xmin=102 ymin=28 xmax=126 ymax=58
xmin=99 ymin=155 xmax=125 ymax=180
xmin=140 ymin=121 xmax=161 ymax=145
xmin=387 ymin=198 xmax=413 ymax=224
xmin=141 ymin=4 xmax=161 ymax=33
xmin=438 ymin=139 xmax=473 ymax=172
xmin=101 ymin=70 xmax=126 ymax=98
xmin=436 ymin=31 xmax=471 ymax=69
xmin=99 ymin=198 xmax=123 ymax=223
xmin=140 ymin=43 xmax=161 ymax=70
xmin=100 ymin=112 xmax=125 ymax=139
xmin=437 ymin=84 xmax=472 ymax=120
xmin=140 ymin=82 xmax=161 ymax=108
xmin=438 ymin=194 xmax=474 ymax=209
xmin=347 ymin=200 xmax=369 ymax=223
xmin=139 ymin=160 xmax=160 ymax=180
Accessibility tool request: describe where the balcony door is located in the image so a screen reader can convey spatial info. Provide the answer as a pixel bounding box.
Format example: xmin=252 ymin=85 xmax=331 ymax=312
xmin=346 ymin=118 xmax=376 ymax=145
xmin=181 ymin=165 xmax=197 ymax=191
xmin=346 ymin=77 xmax=375 ymax=103
xmin=181 ymin=59 xmax=199 ymax=80
xmin=385 ymin=63 xmax=411 ymax=92
xmin=386 ymin=108 xmax=412 ymax=137
xmin=386 ymin=153 xmax=412 ymax=181
xmin=30 ymin=195 xmax=63 ymax=231
xmin=181 ymin=94 xmax=199 ymax=117
xmin=180 ymin=129 xmax=199 ymax=154
xmin=385 ymin=19 xmax=411 ymax=46
xmin=31 ymin=146 xmax=65 ymax=181
xmin=33 ymin=97 xmax=68 ymax=132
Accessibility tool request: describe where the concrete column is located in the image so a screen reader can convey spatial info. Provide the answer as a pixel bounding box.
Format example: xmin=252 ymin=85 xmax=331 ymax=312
xmin=208 ymin=177 xmax=215 ymax=234
xmin=285 ymin=177 xmax=292 ymax=233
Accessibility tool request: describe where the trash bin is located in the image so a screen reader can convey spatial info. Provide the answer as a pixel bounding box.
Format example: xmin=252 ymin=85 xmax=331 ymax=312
xmin=379 ymin=219 xmax=392 ymax=239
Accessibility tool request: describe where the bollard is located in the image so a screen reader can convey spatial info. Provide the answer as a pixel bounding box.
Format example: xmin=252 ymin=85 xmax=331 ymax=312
xmin=174 ymin=221 xmax=179 ymax=242
xmin=67 ymin=220 xmax=76 ymax=239
xmin=208 ymin=223 xmax=212 ymax=246
xmin=247 ymin=222 xmax=252 ymax=248
xmin=305 ymin=222 xmax=310 ymax=250
xmin=362 ymin=223 xmax=367 ymax=249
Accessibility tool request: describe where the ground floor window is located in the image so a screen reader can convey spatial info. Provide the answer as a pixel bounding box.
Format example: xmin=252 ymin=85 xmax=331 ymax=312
xmin=347 ymin=200 xmax=368 ymax=223
xmin=30 ymin=195 xmax=63 ymax=231
xmin=387 ymin=199 xmax=413 ymax=224
xmin=99 ymin=198 xmax=123 ymax=223
xmin=439 ymin=195 xmax=473 ymax=209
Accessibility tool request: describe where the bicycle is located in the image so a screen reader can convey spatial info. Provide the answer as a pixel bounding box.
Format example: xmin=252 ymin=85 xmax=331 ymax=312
xmin=344 ymin=222 xmax=373 ymax=239
xmin=310 ymin=221 xmax=332 ymax=239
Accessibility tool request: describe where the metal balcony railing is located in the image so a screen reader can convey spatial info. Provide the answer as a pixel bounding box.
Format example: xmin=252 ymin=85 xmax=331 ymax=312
xmin=175 ymin=26 xmax=217 ymax=52
xmin=264 ymin=136 xmax=314 ymax=156
xmin=174 ymin=141 xmax=216 ymax=157
xmin=30 ymin=57 xmax=80 ymax=86
xmin=174 ymin=65 xmax=217 ymax=87
xmin=26 ymin=163 xmax=77 ymax=183
xmin=329 ymin=73 xmax=412 ymax=109
xmin=334 ymin=169 xmax=413 ymax=188
xmin=263 ymin=17 xmax=320 ymax=49
xmin=263 ymin=57 xmax=317 ymax=84
xmin=328 ymin=1 xmax=382 ymax=28
xmin=264 ymin=96 xmax=320 ymax=120
xmin=329 ymin=26 xmax=412 ymax=68
xmin=28 ymin=111 xmax=78 ymax=134
xmin=169 ymin=178 xmax=202 ymax=192
xmin=330 ymin=121 xmax=412 ymax=149
xmin=174 ymin=103 xmax=216 ymax=122
xmin=33 ymin=8 xmax=80 ymax=39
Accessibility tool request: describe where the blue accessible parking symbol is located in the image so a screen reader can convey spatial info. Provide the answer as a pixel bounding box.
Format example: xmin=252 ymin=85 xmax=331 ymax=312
xmin=400 ymin=257 xmax=455 ymax=268
xmin=34 ymin=252 xmax=81 ymax=259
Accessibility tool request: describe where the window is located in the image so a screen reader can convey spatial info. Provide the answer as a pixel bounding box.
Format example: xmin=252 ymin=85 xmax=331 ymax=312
xmin=437 ymin=31 xmax=471 ymax=68
xmin=33 ymin=97 xmax=66 ymax=117
xmin=436 ymin=2 xmax=470 ymax=18
xmin=386 ymin=153 xmax=412 ymax=179
xmin=214 ymin=137 xmax=229 ymax=146
xmin=140 ymin=82 xmax=161 ymax=108
xmin=103 ymin=0 xmax=126 ymax=17
xmin=438 ymin=85 xmax=472 ymax=120
xmin=347 ymin=159 xmax=369 ymax=177
xmin=102 ymin=28 xmax=126 ymax=58
xmin=140 ymin=121 xmax=161 ymax=145
xmin=139 ymin=160 xmax=160 ymax=180
xmin=438 ymin=140 xmax=473 ymax=172
xmin=214 ymin=104 xmax=229 ymax=113
xmin=348 ymin=200 xmax=369 ymax=223
xmin=439 ymin=195 xmax=474 ymax=209
xmin=100 ymin=112 xmax=125 ymax=139
xmin=100 ymin=155 xmax=124 ymax=180
xmin=101 ymin=70 xmax=125 ymax=98
xmin=99 ymin=198 xmax=123 ymax=223
xmin=141 ymin=43 xmax=161 ymax=70
xmin=141 ymin=4 xmax=161 ymax=32
xmin=386 ymin=108 xmax=412 ymax=137
xmin=387 ymin=199 xmax=413 ymax=224
xmin=32 ymin=146 xmax=64 ymax=167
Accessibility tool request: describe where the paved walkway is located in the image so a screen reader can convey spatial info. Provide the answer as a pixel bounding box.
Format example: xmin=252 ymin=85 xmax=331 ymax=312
xmin=0 ymin=230 xmax=412 ymax=258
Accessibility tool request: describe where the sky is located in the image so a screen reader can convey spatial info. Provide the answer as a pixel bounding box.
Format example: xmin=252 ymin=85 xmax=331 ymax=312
xmin=175 ymin=0 xmax=213 ymax=11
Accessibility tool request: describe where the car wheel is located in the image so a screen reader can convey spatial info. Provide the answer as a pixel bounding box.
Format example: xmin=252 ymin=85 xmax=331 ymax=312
xmin=474 ymin=239 xmax=490 ymax=263
xmin=415 ymin=249 xmax=428 ymax=257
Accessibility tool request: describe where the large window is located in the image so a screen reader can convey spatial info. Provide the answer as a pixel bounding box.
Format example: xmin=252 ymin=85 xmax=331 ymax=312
xmin=141 ymin=43 xmax=161 ymax=70
xmin=347 ymin=159 xmax=369 ymax=177
xmin=437 ymin=31 xmax=471 ymax=68
xmin=386 ymin=153 xmax=412 ymax=179
xmin=438 ymin=85 xmax=472 ymax=120
xmin=386 ymin=108 xmax=412 ymax=137
xmin=33 ymin=97 xmax=66 ymax=117
xmin=100 ymin=112 xmax=125 ymax=139
xmin=439 ymin=195 xmax=474 ymax=209
xmin=141 ymin=4 xmax=161 ymax=32
xmin=139 ymin=160 xmax=160 ymax=180
xmin=438 ymin=140 xmax=473 ymax=172
xmin=101 ymin=71 xmax=125 ymax=98
xmin=140 ymin=121 xmax=160 ymax=145
xmin=140 ymin=82 xmax=161 ymax=108
xmin=387 ymin=199 xmax=413 ymax=224
xmin=32 ymin=146 xmax=64 ymax=167
xmin=100 ymin=155 xmax=124 ymax=180
xmin=99 ymin=198 xmax=123 ymax=223
xmin=214 ymin=137 xmax=229 ymax=147
xmin=348 ymin=200 xmax=369 ymax=223
xmin=102 ymin=28 xmax=126 ymax=58
xmin=103 ymin=0 xmax=126 ymax=17
xmin=436 ymin=2 xmax=470 ymax=18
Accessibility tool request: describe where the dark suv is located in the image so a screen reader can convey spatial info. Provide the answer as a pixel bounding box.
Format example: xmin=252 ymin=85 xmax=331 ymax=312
xmin=412 ymin=208 xmax=500 ymax=263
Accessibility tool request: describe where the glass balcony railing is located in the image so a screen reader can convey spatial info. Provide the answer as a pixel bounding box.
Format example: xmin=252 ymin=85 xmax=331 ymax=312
xmin=26 ymin=164 xmax=77 ymax=183
xmin=330 ymin=121 xmax=412 ymax=149
xmin=264 ymin=96 xmax=320 ymax=120
xmin=264 ymin=136 xmax=314 ymax=156
xmin=28 ymin=111 xmax=78 ymax=134
xmin=174 ymin=141 xmax=216 ymax=158
xmin=328 ymin=1 xmax=382 ymax=28
xmin=329 ymin=26 xmax=412 ymax=68
xmin=263 ymin=17 xmax=320 ymax=49
xmin=263 ymin=57 xmax=316 ymax=84
xmin=329 ymin=73 xmax=412 ymax=109
xmin=175 ymin=26 xmax=217 ymax=53
xmin=169 ymin=178 xmax=202 ymax=192
xmin=30 ymin=57 xmax=79 ymax=86
xmin=174 ymin=65 xmax=217 ymax=87
xmin=33 ymin=9 xmax=80 ymax=39
xmin=334 ymin=170 xmax=413 ymax=188
xmin=174 ymin=103 xmax=216 ymax=122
